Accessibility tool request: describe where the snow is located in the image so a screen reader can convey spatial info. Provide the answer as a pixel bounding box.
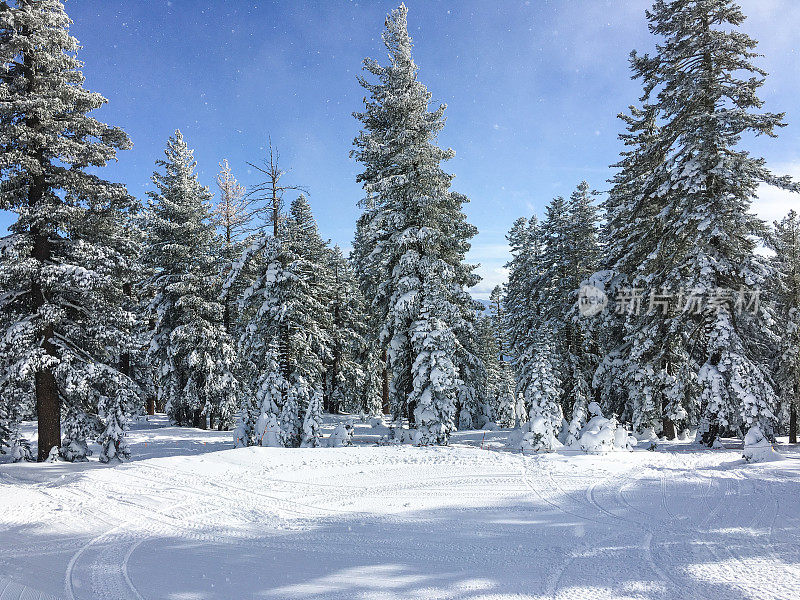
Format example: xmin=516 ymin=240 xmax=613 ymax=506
xmin=743 ymin=424 xmax=784 ymax=463
xmin=1 ymin=414 xmax=799 ymax=600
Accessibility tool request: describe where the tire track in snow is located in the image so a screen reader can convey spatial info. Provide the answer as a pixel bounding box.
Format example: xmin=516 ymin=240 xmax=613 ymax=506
xmin=64 ymin=459 xmax=528 ymax=599
xmin=586 ymin=464 xmax=730 ymax=600
xmin=519 ymin=455 xmax=631 ymax=599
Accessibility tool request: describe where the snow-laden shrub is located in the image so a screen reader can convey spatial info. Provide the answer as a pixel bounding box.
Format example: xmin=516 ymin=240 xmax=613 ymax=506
xmin=369 ymin=416 xmax=384 ymax=428
xmin=46 ymin=446 xmax=60 ymax=463
xmin=579 ymin=416 xmax=617 ymax=453
xmin=614 ymin=426 xmax=637 ymax=450
xmin=518 ymin=416 xmax=563 ymax=452
xmin=60 ymin=409 xmax=95 ymax=462
xmin=329 ymin=420 xmax=355 ymax=447
xmin=514 ymin=393 xmax=527 ymax=428
xmin=381 ymin=424 xmax=416 ymax=445
xmin=577 ymin=403 xmax=636 ymax=453
xmin=494 ymin=384 xmax=516 ymax=428
xmin=97 ymin=391 xmax=132 ymax=463
xmin=634 ymin=427 xmax=658 ymax=443
xmin=10 ymin=438 xmax=32 ymax=462
xmin=6 ymin=427 xmax=31 ymax=463
xmin=565 ymin=404 xmax=587 ymax=447
xmin=301 ymin=390 xmax=324 ymax=448
xmin=254 ymin=413 xmax=282 ymax=447
xmin=743 ymin=424 xmax=782 ymax=463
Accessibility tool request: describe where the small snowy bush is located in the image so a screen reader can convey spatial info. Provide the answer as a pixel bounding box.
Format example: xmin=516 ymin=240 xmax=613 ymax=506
xmin=329 ymin=420 xmax=355 ymax=447
xmin=518 ymin=416 xmax=563 ymax=452
xmin=254 ymin=413 xmax=282 ymax=447
xmin=301 ymin=390 xmax=324 ymax=448
xmin=743 ymin=424 xmax=782 ymax=463
xmin=576 ymin=403 xmax=635 ymax=453
xmin=46 ymin=446 xmax=60 ymax=463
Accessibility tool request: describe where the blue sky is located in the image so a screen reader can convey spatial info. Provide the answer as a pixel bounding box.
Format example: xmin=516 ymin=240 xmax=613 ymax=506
xmin=2 ymin=0 xmax=798 ymax=298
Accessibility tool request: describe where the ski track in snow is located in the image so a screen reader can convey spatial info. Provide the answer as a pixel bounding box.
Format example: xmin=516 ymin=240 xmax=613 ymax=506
xmin=1 ymin=417 xmax=799 ymax=600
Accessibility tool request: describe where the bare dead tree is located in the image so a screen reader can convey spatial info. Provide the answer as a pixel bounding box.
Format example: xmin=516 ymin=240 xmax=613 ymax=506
xmin=246 ymin=139 xmax=308 ymax=236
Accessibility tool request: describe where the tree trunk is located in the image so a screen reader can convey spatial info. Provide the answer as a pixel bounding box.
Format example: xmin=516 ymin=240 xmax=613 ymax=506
xmin=790 ymin=402 xmax=797 ymax=444
xmin=661 ymin=416 xmax=676 ymax=440
xmin=35 ymin=328 xmax=60 ymax=462
xmin=223 ymin=301 xmax=231 ymax=334
xmin=146 ymin=395 xmax=155 ymax=416
xmin=701 ymin=422 xmax=720 ymax=448
xmin=381 ymin=348 xmax=390 ymax=415
xmin=33 ymin=227 xmax=60 ymax=461
xmin=32 ymin=203 xmax=59 ymax=461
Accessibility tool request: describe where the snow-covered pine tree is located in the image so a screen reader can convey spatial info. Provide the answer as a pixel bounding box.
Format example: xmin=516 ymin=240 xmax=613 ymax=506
xmin=489 ymin=287 xmax=515 ymax=429
xmin=351 ymin=206 xmax=390 ymax=415
xmin=410 ymin=291 xmax=460 ymax=445
xmin=213 ymin=159 xmax=250 ymax=334
xmin=247 ymin=341 xmax=284 ymax=447
xmin=0 ymin=235 xmax=32 ymax=460
xmin=592 ymin=104 xmax=667 ymax=425
xmin=562 ymin=183 xmax=601 ymax=435
xmin=352 ymin=4 xmax=481 ymax=442
xmin=621 ymin=0 xmax=797 ymax=445
xmin=505 ymin=216 xmax=544 ymax=410
xmin=770 ymin=211 xmax=800 ymax=443
xmin=301 ymin=389 xmax=324 ymax=447
xmin=235 ymin=188 xmax=330 ymax=447
xmin=475 ymin=314 xmax=499 ymax=427
xmin=146 ymin=131 xmax=238 ymax=430
xmin=0 ymin=0 xmax=140 ymax=461
xmin=519 ymin=331 xmax=563 ymax=451
xmin=75 ymin=198 xmax=144 ymax=462
xmin=326 ymin=245 xmax=379 ymax=414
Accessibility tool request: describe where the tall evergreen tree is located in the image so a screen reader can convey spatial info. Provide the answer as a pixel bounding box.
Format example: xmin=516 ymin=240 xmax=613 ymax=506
xmin=593 ymin=104 xmax=666 ymax=425
xmin=351 ymin=205 xmax=390 ymax=414
xmin=506 ymin=186 xmax=600 ymax=431
xmin=213 ymin=159 xmax=250 ymax=335
xmin=352 ymin=4 xmax=481 ymax=443
xmin=611 ymin=0 xmax=798 ymax=444
xmin=0 ymin=0 xmax=139 ymax=461
xmin=490 ymin=285 xmax=516 ymax=427
xmin=325 ymin=245 xmax=379 ymax=415
xmin=770 ymin=212 xmax=800 ymax=443
xmin=234 ymin=192 xmax=331 ymax=447
xmin=505 ymin=216 xmax=543 ymax=406
xmin=523 ymin=332 xmax=563 ymax=451
xmin=146 ymin=131 xmax=238 ymax=430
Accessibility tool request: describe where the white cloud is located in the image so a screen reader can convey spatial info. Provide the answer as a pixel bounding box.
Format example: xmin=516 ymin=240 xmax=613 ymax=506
xmin=467 ymin=241 xmax=511 ymax=300
xmin=752 ymin=161 xmax=800 ymax=224
xmin=470 ymin=265 xmax=509 ymax=301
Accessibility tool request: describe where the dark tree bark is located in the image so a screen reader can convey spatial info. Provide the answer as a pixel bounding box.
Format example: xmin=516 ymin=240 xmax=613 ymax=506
xmin=661 ymin=416 xmax=676 ymax=441
xmin=35 ymin=327 xmax=60 ymax=462
xmin=30 ymin=160 xmax=59 ymax=461
xmin=790 ymin=402 xmax=797 ymax=444
xmin=381 ymin=348 xmax=390 ymax=415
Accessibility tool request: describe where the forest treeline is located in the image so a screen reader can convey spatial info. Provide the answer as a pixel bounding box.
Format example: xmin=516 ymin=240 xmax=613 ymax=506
xmin=0 ymin=0 xmax=798 ymax=462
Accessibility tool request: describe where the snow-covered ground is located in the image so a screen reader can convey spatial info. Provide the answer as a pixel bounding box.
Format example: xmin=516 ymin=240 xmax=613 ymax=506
xmin=1 ymin=415 xmax=798 ymax=600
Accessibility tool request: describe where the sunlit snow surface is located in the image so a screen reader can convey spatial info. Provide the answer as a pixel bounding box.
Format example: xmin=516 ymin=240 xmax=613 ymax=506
xmin=1 ymin=415 xmax=798 ymax=600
